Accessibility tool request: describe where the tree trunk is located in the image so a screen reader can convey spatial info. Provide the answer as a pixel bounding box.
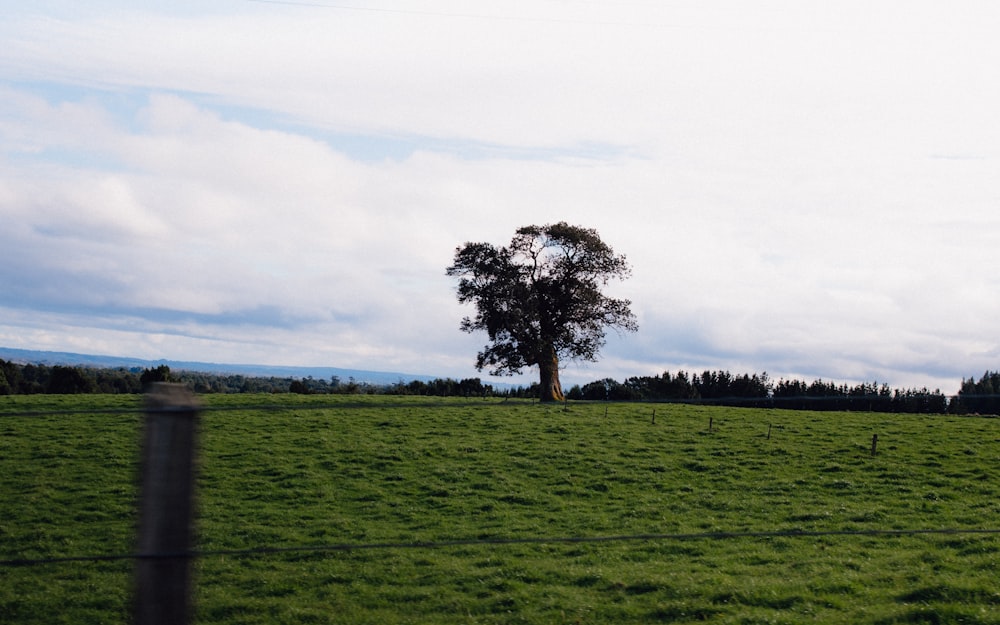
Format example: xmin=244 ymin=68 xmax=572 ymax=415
xmin=538 ymin=348 xmax=565 ymax=402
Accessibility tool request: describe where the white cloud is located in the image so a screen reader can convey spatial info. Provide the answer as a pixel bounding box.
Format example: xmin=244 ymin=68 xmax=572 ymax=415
xmin=1 ymin=1 xmax=999 ymax=392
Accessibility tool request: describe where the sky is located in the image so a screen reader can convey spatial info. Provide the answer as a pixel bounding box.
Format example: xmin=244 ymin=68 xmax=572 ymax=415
xmin=1 ymin=1 xmax=998 ymax=392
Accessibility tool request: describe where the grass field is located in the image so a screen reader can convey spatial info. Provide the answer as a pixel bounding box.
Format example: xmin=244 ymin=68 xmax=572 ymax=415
xmin=2 ymin=393 xmax=1000 ymax=624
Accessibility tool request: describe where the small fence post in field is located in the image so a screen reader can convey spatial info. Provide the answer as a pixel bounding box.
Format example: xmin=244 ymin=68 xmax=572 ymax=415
xmin=135 ymin=383 xmax=201 ymax=625
xmin=870 ymin=433 xmax=878 ymax=457
xmin=767 ymin=424 xmax=772 ymax=440
xmin=651 ymin=408 xmax=656 ymax=424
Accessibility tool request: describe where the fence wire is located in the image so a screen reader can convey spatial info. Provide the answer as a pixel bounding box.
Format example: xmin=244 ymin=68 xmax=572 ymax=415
xmin=4 ymin=527 xmax=1000 ymax=569
xmin=3 ymin=397 xmax=999 ymax=572
xmin=3 ymin=395 xmax=1000 ymax=419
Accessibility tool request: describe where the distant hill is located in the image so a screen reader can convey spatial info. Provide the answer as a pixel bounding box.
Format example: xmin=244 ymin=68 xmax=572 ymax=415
xmin=0 ymin=347 xmax=444 ymax=387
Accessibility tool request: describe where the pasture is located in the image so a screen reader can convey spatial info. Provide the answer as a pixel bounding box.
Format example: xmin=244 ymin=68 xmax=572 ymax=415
xmin=2 ymin=393 xmax=999 ymax=624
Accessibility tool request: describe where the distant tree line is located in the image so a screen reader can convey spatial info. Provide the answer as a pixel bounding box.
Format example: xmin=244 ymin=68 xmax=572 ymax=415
xmin=0 ymin=359 xmax=528 ymax=399
xmin=565 ymin=370 xmax=1000 ymax=415
xmin=2 ymin=358 xmax=999 ymax=415
xmin=0 ymin=360 xmax=353 ymax=396
xmin=952 ymin=371 xmax=1000 ymax=414
xmin=0 ymin=360 xmax=146 ymax=395
xmin=568 ymin=371 xmax=772 ymax=405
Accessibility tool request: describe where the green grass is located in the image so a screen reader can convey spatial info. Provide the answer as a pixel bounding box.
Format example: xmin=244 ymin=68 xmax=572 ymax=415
xmin=3 ymin=394 xmax=1000 ymax=623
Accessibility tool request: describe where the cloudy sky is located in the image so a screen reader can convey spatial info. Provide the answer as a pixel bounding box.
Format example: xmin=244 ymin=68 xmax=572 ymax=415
xmin=2 ymin=1 xmax=998 ymax=392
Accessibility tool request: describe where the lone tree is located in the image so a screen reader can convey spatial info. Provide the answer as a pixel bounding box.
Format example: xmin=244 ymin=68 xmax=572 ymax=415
xmin=447 ymin=222 xmax=637 ymax=402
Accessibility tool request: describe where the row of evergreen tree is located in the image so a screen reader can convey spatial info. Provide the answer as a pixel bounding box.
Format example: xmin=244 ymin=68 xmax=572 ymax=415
xmin=565 ymin=370 xmax=1000 ymax=414
xmin=2 ymin=358 xmax=998 ymax=415
xmin=565 ymin=372 xmax=952 ymax=413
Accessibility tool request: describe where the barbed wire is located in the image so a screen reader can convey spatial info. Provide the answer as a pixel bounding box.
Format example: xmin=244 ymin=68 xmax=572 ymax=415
xmin=4 ymin=399 xmax=998 ymax=574
xmin=0 ymin=398 xmax=507 ymax=418
xmin=4 ymin=526 xmax=1000 ymax=569
xmin=3 ymin=396 xmax=999 ymax=419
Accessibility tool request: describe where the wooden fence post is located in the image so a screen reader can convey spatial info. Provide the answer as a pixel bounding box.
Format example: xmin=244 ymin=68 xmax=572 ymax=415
xmin=870 ymin=433 xmax=878 ymax=457
xmin=135 ymin=383 xmax=201 ymax=625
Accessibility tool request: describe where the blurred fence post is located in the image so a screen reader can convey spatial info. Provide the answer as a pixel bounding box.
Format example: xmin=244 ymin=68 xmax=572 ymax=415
xmin=135 ymin=383 xmax=201 ymax=625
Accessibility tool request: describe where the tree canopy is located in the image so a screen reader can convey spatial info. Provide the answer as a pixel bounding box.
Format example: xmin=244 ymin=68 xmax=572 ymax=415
xmin=447 ymin=222 xmax=637 ymax=402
